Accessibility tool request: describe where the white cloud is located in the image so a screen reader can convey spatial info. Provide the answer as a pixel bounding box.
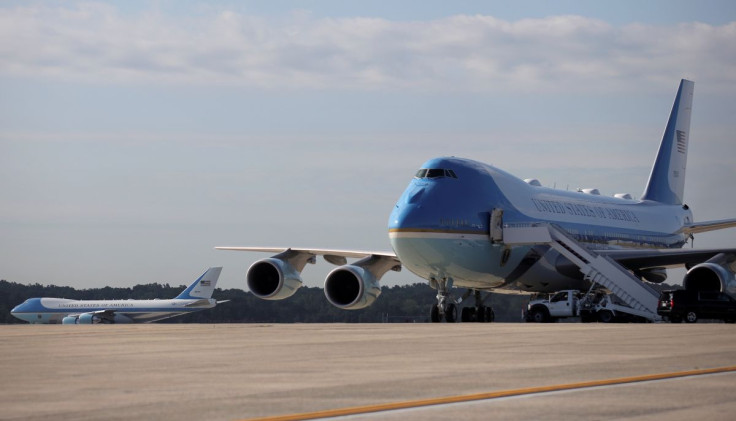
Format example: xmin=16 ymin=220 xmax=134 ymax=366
xmin=1 ymin=3 xmax=735 ymax=93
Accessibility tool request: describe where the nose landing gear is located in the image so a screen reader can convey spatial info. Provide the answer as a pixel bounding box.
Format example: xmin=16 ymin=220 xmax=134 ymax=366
xmin=430 ymin=278 xmax=457 ymax=322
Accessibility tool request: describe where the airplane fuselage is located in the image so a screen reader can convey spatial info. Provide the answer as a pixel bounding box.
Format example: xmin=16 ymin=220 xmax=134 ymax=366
xmin=389 ymin=157 xmax=692 ymax=293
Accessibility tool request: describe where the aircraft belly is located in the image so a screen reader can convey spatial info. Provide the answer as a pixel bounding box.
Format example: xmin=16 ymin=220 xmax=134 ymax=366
xmin=390 ymin=236 xmax=529 ymax=288
xmin=506 ymin=249 xmax=588 ymax=293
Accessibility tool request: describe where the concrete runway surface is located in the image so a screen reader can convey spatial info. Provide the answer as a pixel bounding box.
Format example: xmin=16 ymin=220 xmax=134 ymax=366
xmin=1 ymin=323 xmax=735 ymax=421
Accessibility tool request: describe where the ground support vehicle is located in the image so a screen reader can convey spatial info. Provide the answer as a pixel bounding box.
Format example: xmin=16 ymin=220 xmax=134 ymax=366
xmin=525 ymin=289 xmax=649 ymax=323
xmin=657 ymin=290 xmax=736 ymax=323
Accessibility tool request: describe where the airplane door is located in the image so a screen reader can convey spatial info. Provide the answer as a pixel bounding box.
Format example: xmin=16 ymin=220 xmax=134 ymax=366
xmin=490 ymin=208 xmax=503 ymax=243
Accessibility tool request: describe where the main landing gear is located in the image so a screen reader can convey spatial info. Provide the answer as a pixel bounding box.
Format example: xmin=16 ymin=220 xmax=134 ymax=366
xmin=461 ymin=290 xmax=495 ymax=323
xmin=429 ymin=278 xmax=495 ymax=323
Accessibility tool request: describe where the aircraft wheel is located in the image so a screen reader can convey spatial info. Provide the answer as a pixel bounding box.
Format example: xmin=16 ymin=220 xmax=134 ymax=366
xmin=430 ymin=305 xmax=441 ymax=323
xmin=485 ymin=307 xmax=495 ymax=323
xmin=476 ymin=306 xmax=486 ymax=323
xmin=461 ymin=307 xmax=472 ymax=322
xmin=445 ymin=303 xmax=457 ymax=323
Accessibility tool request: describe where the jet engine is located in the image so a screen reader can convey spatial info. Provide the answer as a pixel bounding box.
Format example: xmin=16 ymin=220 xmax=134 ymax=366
xmin=62 ymin=315 xmax=79 ymax=324
xmin=77 ymin=313 xmax=103 ymax=324
xmin=683 ymin=253 xmax=736 ymax=294
xmin=324 ymin=265 xmax=381 ymax=310
xmin=246 ymin=258 xmax=303 ymax=300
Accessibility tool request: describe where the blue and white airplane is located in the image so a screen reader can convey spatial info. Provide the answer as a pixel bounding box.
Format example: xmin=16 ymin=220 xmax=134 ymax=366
xmin=218 ymin=79 xmax=736 ymax=322
xmin=11 ymin=267 xmax=224 ymax=324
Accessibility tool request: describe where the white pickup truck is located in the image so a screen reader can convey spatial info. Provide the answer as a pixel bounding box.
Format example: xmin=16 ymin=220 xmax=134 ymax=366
xmin=525 ymin=289 xmax=644 ymax=323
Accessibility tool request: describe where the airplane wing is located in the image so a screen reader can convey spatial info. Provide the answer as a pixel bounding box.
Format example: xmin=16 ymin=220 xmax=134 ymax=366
xmin=215 ymin=247 xmax=399 ymax=266
xmin=599 ymin=218 xmax=736 ymax=269
xmin=599 ymin=248 xmax=736 ymax=269
xmin=681 ymin=218 xmax=736 ymax=235
xmin=78 ymin=309 xmax=118 ymax=323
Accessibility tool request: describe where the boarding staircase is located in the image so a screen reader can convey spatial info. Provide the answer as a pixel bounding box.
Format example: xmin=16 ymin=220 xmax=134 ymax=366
xmin=502 ymin=223 xmax=661 ymax=321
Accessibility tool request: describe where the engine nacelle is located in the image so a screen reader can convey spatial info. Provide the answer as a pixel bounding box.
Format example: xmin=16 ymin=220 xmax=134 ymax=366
xmin=683 ymin=263 xmax=736 ymax=294
xmin=635 ymin=267 xmax=667 ymax=284
xmin=324 ymin=265 xmax=381 ymax=310
xmin=62 ymin=315 xmax=79 ymax=324
xmin=77 ymin=313 xmax=103 ymax=324
xmin=247 ymin=258 xmax=303 ymax=300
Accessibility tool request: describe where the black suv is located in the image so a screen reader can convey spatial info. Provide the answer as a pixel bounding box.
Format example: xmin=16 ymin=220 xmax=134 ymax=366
xmin=658 ymin=290 xmax=736 ymax=323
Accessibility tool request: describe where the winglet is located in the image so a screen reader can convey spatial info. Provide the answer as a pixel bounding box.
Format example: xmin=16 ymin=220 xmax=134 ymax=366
xmin=175 ymin=267 xmax=222 ymax=299
xmin=641 ymin=79 xmax=694 ymax=204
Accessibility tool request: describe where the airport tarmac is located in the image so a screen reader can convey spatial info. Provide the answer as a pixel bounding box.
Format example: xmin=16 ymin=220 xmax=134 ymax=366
xmin=1 ymin=323 xmax=735 ymax=421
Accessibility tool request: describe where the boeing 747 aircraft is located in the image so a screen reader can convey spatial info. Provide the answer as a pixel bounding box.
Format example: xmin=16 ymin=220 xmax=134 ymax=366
xmin=11 ymin=267 xmax=225 ymax=324
xmin=218 ymin=79 xmax=736 ymax=322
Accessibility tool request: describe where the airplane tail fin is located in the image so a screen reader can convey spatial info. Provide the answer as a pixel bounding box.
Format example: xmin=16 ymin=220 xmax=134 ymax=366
xmin=175 ymin=267 xmax=222 ymax=299
xmin=641 ymin=79 xmax=694 ymax=205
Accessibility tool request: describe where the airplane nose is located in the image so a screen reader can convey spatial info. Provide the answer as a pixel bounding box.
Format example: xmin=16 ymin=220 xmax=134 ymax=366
xmin=406 ymin=187 xmax=425 ymax=204
xmin=390 ymin=201 xmax=424 ymax=231
xmin=390 ymin=185 xmax=434 ymax=231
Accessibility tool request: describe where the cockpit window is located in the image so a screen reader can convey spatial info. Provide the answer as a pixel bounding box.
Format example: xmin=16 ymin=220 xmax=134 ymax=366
xmin=426 ymin=169 xmax=444 ymax=178
xmin=415 ymin=168 xmax=458 ymax=179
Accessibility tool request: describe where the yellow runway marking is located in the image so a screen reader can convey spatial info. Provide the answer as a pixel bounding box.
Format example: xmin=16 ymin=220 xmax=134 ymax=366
xmin=242 ymin=365 xmax=736 ymax=421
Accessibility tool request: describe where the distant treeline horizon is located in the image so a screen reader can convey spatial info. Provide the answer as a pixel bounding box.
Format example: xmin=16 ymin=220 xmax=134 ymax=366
xmin=1 ymin=279 xmax=531 ymax=323
xmin=0 ymin=279 xmax=680 ymax=324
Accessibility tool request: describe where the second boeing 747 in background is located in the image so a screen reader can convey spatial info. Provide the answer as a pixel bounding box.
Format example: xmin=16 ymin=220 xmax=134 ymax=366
xmin=218 ymin=79 xmax=736 ymax=323
xmin=11 ymin=267 xmax=226 ymax=324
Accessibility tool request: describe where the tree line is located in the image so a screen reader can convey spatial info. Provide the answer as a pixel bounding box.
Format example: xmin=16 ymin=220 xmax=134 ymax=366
xmin=1 ymin=279 xmax=680 ymax=324
xmin=0 ymin=279 xmax=532 ymax=324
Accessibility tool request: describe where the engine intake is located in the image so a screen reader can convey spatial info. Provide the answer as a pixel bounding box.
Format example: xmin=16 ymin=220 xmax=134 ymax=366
xmin=683 ymin=253 xmax=736 ymax=294
xmin=247 ymin=258 xmax=303 ymax=300
xmin=324 ymin=265 xmax=381 ymax=310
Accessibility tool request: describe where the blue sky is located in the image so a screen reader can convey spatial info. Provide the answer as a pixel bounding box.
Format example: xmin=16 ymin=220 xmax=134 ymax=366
xmin=1 ymin=1 xmax=735 ymax=291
